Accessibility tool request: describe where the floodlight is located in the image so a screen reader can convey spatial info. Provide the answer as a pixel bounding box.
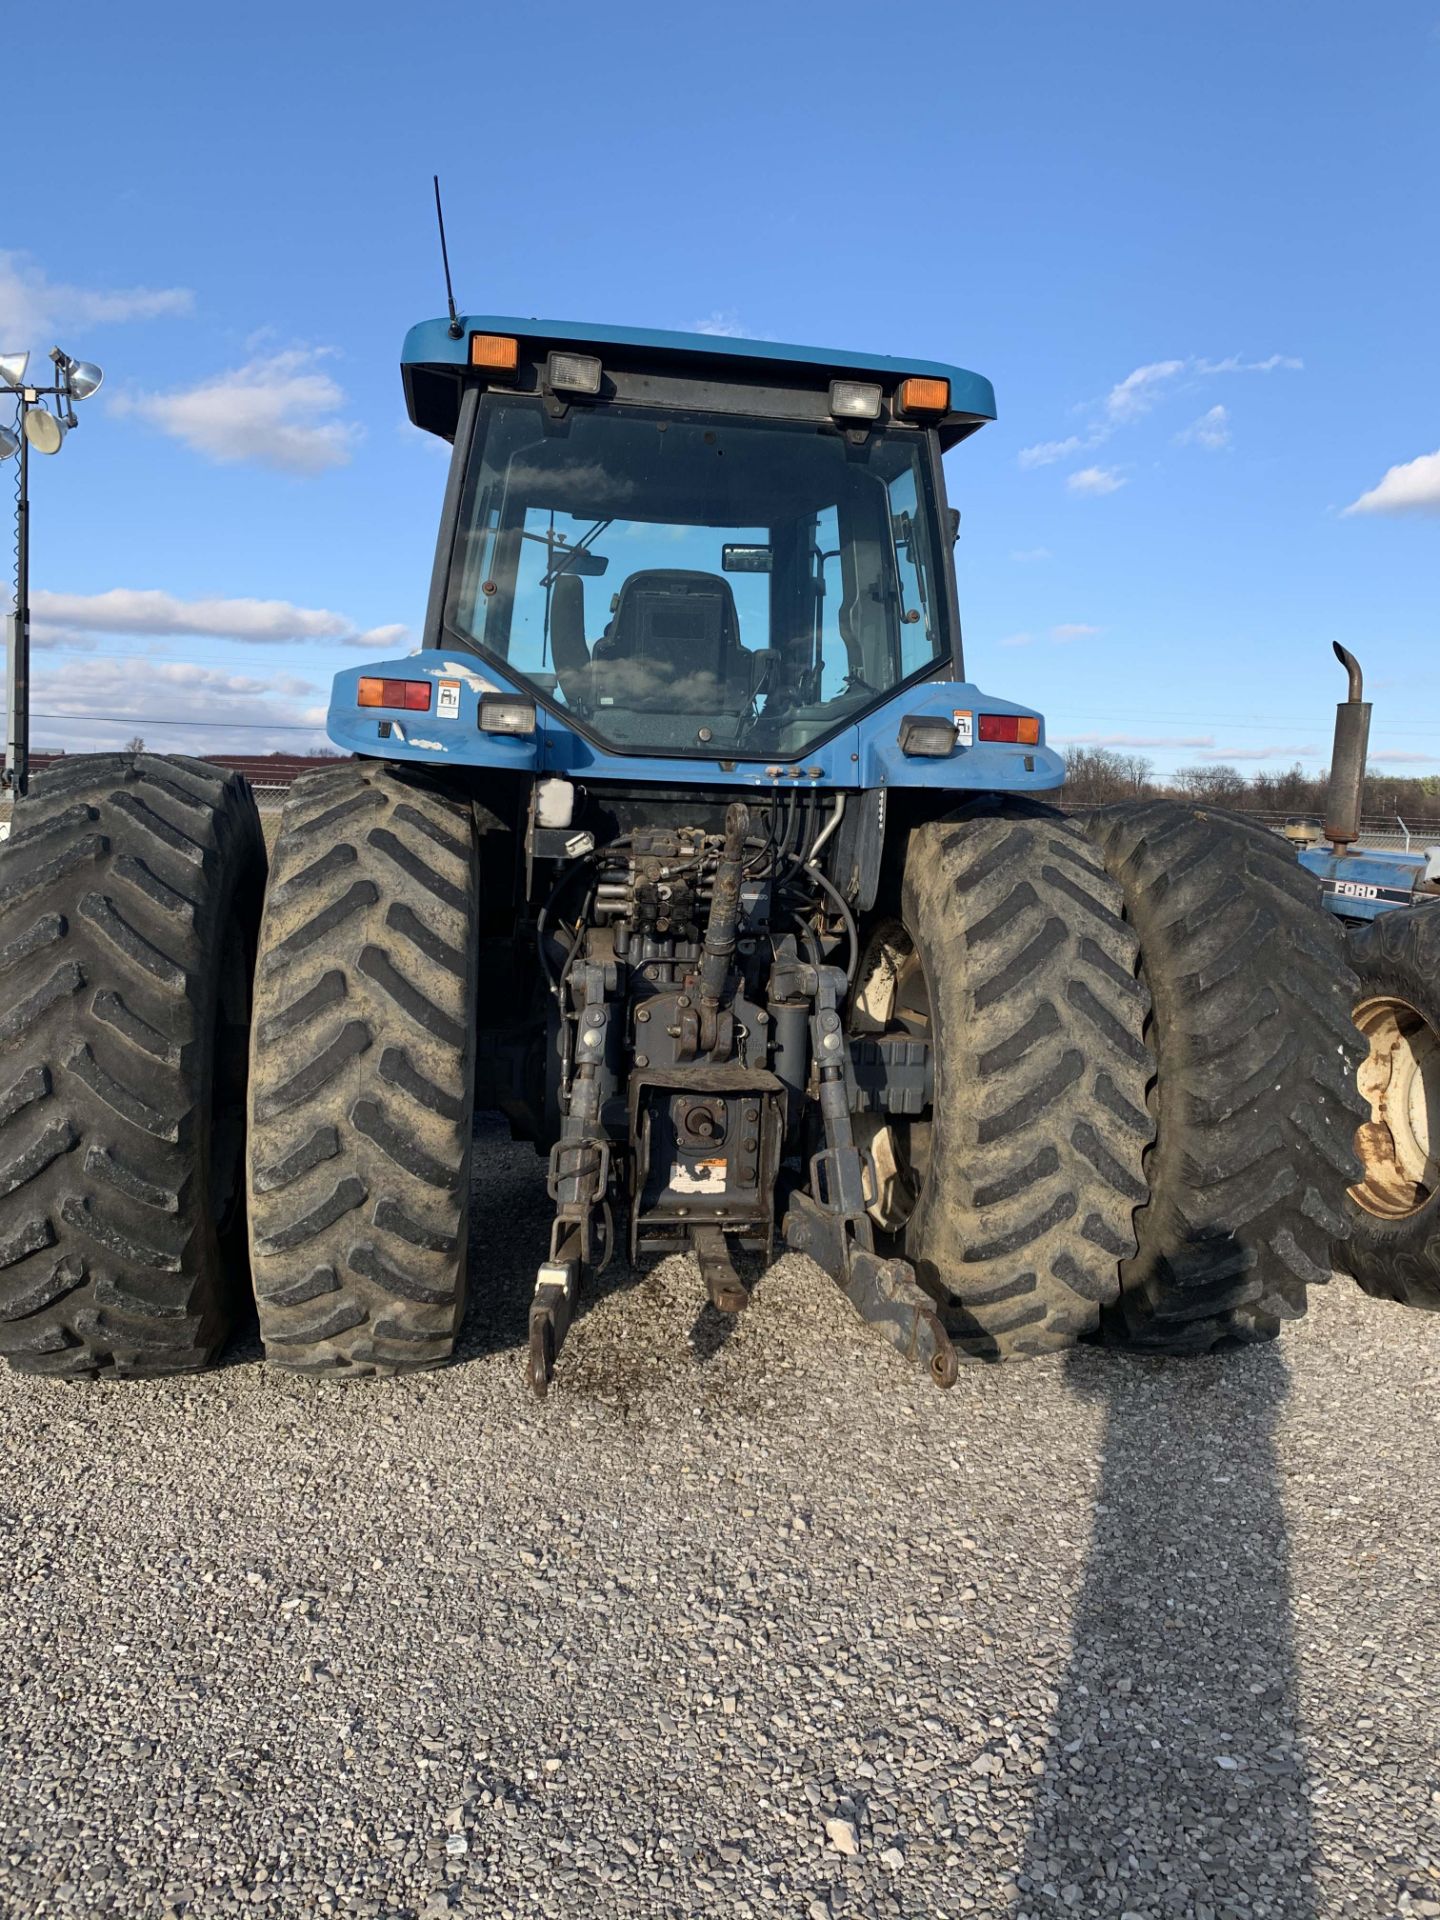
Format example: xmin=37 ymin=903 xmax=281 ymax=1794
xmin=66 ymin=360 xmax=104 ymax=400
xmin=23 ymin=409 xmax=65 ymax=454
xmin=0 ymin=425 xmax=18 ymax=461
xmin=0 ymin=351 xmax=30 ymax=389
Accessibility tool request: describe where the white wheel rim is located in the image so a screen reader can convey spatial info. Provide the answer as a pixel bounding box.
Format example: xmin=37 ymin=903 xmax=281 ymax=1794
xmin=852 ymin=931 xmax=932 ymax=1233
xmin=1350 ymin=993 xmax=1439 ymax=1219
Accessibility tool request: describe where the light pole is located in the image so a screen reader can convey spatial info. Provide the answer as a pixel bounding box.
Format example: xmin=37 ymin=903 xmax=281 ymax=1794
xmin=1 ymin=346 xmax=105 ymax=797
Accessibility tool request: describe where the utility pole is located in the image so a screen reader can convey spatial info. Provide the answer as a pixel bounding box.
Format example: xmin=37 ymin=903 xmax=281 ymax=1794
xmin=6 ymin=417 xmax=31 ymax=797
xmin=2 ymin=347 xmax=105 ymax=797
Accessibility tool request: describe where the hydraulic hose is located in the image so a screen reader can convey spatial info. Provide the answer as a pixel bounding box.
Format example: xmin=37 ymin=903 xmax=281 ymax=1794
xmin=698 ymin=801 xmax=750 ymax=1015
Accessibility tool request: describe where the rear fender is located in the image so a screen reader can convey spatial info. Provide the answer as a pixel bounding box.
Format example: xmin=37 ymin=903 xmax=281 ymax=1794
xmin=1298 ymin=844 xmax=1430 ymax=921
xmin=327 ymin=656 xmax=1064 ymax=794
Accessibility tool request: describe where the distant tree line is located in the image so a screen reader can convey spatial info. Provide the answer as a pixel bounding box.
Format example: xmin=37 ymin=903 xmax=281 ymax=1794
xmin=1061 ymin=747 xmax=1440 ymax=823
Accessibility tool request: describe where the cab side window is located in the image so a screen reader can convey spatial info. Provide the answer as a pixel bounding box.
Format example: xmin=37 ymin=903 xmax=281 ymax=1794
xmin=886 ymin=465 xmax=937 ymax=677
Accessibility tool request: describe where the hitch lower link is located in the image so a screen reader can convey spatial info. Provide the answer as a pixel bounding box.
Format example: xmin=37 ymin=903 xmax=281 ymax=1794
xmin=782 ymin=967 xmax=958 ymax=1390
xmin=529 ymin=1135 xmax=611 ymax=1398
xmin=785 ymin=1181 xmax=958 ymax=1391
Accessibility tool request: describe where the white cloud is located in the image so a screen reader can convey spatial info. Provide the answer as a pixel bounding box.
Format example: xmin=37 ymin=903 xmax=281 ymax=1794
xmin=691 ymin=311 xmax=754 ymax=339
xmin=1067 ymin=466 xmax=1127 ymax=496
xmin=999 ymin=631 xmax=1033 ymax=647
xmin=1009 ymin=547 xmax=1053 ymax=563
xmin=31 ymin=587 xmax=407 ymax=650
xmin=350 ymin=622 xmax=409 ymax=651
xmin=1200 ymin=743 xmax=1322 ymax=761
xmin=1104 ymin=359 xmax=1188 ymax=423
xmin=1194 ymin=353 xmax=1303 ymax=375
xmin=1056 ymin=732 xmax=1216 ymax=748
xmin=1017 ymin=437 xmax=1084 ymax=470
xmin=1368 ymin=748 xmax=1440 ymax=764
xmin=1050 ymin=623 xmax=1102 ymax=641
xmin=1342 ymin=448 xmax=1440 ymax=517
xmin=0 ymin=250 xmax=193 ymax=341
xmin=111 ymin=347 xmax=362 ymax=473
xmin=2 ymin=586 xmax=98 ymax=652
xmin=0 ymin=657 xmax=330 ymax=756
xmin=32 ymin=630 xmax=100 ymax=653
xmin=1019 ymin=353 xmax=1302 ymax=481
xmin=1177 ymin=403 xmax=1231 ymax=451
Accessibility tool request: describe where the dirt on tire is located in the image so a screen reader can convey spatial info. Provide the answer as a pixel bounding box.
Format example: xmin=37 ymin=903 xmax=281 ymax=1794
xmin=899 ymin=801 xmax=1153 ymax=1358
xmin=247 ymin=763 xmax=479 ymax=1375
xmin=0 ymin=754 xmax=264 ymax=1377
xmin=1084 ymin=799 xmax=1365 ymax=1351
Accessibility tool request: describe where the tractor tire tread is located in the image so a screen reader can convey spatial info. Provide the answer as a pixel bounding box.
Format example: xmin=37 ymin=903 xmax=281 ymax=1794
xmin=0 ymin=754 xmax=264 ymax=1376
xmin=902 ymin=799 xmax=1153 ymax=1358
xmin=1083 ymin=799 xmax=1365 ymax=1350
xmin=248 ymin=764 xmax=478 ymax=1375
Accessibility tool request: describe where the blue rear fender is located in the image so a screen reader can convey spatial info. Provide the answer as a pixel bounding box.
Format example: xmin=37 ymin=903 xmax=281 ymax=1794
xmin=1299 ymin=843 xmax=1430 ymax=920
xmin=326 ymin=656 xmax=1064 ymax=795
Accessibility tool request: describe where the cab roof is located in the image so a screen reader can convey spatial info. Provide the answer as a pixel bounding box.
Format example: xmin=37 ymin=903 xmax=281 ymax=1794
xmin=401 ymin=313 xmax=997 ymax=449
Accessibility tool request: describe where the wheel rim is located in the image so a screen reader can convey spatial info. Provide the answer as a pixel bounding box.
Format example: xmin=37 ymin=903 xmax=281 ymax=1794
xmin=852 ymin=929 xmax=933 ymax=1235
xmin=1350 ymin=993 xmax=1439 ymax=1219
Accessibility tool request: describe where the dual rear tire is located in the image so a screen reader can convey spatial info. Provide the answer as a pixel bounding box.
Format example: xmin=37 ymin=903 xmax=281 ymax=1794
xmin=0 ymin=757 xmax=479 ymax=1381
xmin=881 ymin=799 xmax=1365 ymax=1357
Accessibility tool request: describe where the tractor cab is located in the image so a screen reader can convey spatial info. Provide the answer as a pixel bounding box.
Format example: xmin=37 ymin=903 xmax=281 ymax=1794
xmin=326 ymin=318 xmax=1043 ymax=789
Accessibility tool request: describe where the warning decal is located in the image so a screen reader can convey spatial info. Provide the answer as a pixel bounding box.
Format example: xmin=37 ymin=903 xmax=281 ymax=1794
xmin=670 ymin=1157 xmax=727 ymax=1195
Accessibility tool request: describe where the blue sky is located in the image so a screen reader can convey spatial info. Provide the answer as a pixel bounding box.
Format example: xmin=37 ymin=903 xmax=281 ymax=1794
xmin=3 ymin=0 xmax=1437 ymax=779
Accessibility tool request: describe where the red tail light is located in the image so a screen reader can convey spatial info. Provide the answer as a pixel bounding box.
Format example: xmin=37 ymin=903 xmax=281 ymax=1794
xmin=978 ymin=713 xmax=1040 ymax=745
xmin=358 ymin=678 xmax=432 ymax=712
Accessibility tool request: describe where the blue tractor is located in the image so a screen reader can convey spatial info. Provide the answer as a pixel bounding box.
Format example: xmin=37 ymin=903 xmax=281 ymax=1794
xmin=1294 ymin=647 xmax=1440 ymax=1311
xmin=0 ymin=316 xmax=1367 ymax=1389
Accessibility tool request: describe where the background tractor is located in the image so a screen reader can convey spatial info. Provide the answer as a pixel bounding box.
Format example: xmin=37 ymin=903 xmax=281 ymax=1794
xmin=0 ymin=316 xmax=1368 ymax=1389
xmin=1294 ymin=647 xmax=1440 ymax=1312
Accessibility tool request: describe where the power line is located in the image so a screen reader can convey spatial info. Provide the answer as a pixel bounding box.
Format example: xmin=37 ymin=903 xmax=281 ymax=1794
xmin=4 ymin=710 xmax=326 ymax=731
xmin=1054 ymin=707 xmax=1440 ymax=740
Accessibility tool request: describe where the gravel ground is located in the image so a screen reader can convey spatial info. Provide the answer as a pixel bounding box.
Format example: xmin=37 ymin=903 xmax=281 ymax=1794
xmin=2 ymin=1118 xmax=1438 ymax=1920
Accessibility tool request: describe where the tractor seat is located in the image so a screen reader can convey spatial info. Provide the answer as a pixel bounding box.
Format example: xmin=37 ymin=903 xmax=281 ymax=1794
xmin=591 ymin=570 xmax=745 ymax=713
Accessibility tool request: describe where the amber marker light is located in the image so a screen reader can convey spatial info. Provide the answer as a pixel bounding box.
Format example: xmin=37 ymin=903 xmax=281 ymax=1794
xmin=896 ymin=376 xmax=950 ymax=416
xmin=470 ymin=333 xmax=519 ymax=372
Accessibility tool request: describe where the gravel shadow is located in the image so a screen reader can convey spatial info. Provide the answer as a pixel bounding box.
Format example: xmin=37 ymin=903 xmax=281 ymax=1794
xmin=454 ymin=1115 xmax=554 ymax=1362
xmin=1016 ymin=1341 xmax=1316 ymax=1920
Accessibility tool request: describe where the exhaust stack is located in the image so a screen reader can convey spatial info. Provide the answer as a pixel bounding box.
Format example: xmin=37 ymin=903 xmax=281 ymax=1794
xmin=1324 ymin=642 xmax=1371 ymax=852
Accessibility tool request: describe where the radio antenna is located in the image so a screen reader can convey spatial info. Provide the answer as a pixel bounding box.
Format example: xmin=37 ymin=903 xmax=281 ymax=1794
xmin=433 ymin=175 xmax=462 ymax=339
